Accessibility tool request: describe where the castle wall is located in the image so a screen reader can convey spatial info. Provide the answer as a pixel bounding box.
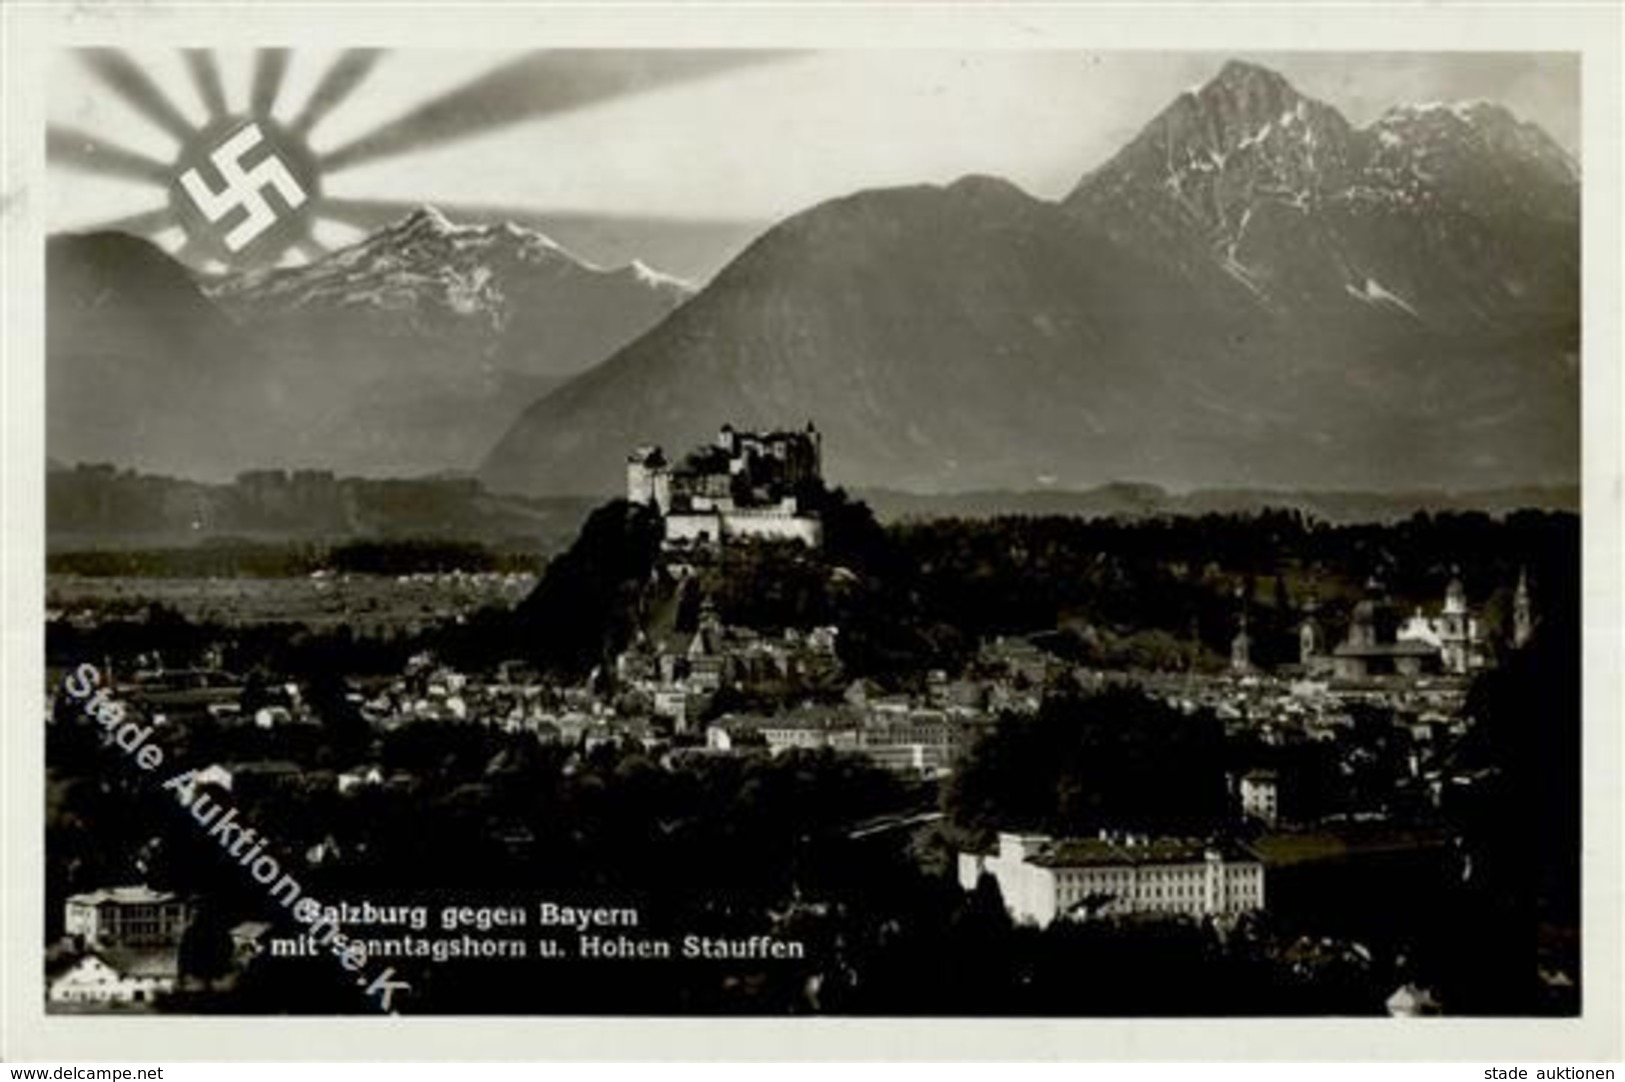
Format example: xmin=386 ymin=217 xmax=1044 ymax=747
xmin=720 ymin=511 xmax=822 ymax=547
xmin=664 ymin=513 xmax=726 ymax=545
xmin=663 ymin=510 xmax=821 ymax=548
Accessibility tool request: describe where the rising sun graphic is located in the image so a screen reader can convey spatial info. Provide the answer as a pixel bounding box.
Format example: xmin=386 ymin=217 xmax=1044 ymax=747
xmin=49 ymin=47 xmax=788 ymax=272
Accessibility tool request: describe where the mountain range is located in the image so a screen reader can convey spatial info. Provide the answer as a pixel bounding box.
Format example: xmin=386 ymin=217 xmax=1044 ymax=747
xmin=48 ymin=208 xmax=691 ymax=479
xmin=49 ymin=59 xmax=1579 ymax=500
xmin=480 ymin=60 xmax=1578 ymax=496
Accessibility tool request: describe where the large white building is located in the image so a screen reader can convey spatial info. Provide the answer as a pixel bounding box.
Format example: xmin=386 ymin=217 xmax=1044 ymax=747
xmin=859 ymin=713 xmax=960 ymax=776
xmin=1396 ymin=577 xmax=1489 ymax=675
xmin=53 ymin=885 xmax=189 ymax=1010
xmin=706 ymin=705 xmax=964 ymax=776
xmin=64 ymin=886 xmax=189 ymax=948
xmin=958 ymin=832 xmax=1265 ymax=926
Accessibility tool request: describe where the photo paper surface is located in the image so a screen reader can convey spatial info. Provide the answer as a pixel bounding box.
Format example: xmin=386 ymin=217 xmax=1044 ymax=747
xmin=5 ymin=2 xmax=1621 ymax=1062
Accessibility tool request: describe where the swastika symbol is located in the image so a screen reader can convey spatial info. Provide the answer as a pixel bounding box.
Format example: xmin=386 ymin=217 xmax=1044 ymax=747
xmin=178 ymin=123 xmax=309 ymax=253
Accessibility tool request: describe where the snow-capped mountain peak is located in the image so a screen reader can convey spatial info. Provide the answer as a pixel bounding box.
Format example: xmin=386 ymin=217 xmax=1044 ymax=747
xmin=621 ymin=258 xmax=695 ymax=292
xmin=358 ymin=205 xmax=578 ymax=267
xmin=209 ymin=207 xmax=693 ymax=332
xmin=1065 ymin=59 xmax=1577 ymax=330
xmin=201 ymin=204 xmax=696 ymax=415
xmin=1365 ymin=100 xmax=1577 ymax=184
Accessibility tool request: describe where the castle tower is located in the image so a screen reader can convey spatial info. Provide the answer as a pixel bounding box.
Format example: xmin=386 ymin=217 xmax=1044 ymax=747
xmin=1514 ymin=569 xmax=1534 ymax=648
xmin=1231 ymin=610 xmax=1253 ymax=674
xmin=805 ymin=420 xmax=823 ymax=477
xmin=626 ymin=446 xmax=671 ymax=514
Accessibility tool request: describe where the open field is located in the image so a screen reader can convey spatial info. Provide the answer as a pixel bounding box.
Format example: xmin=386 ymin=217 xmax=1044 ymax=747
xmin=47 ymin=571 xmax=537 ymax=633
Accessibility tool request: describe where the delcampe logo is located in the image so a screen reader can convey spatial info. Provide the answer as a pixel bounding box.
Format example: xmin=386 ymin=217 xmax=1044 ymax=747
xmin=178 ymin=122 xmax=308 ymax=253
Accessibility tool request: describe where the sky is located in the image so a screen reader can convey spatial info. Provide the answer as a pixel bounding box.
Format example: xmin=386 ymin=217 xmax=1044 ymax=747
xmin=48 ymin=49 xmax=1579 ymax=280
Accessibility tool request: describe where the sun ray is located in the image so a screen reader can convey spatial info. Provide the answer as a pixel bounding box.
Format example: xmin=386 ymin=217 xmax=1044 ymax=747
xmin=47 ymin=125 xmax=172 ymax=185
xmin=320 ymin=49 xmax=798 ymax=174
xmin=75 ymin=205 xmax=181 ymax=237
xmin=250 ymin=48 xmax=293 ymax=118
xmin=151 ymin=224 xmax=188 ymax=252
xmin=311 ymin=218 xmax=368 ymax=250
xmin=182 ymin=49 xmax=230 ymax=118
xmin=77 ymin=48 xmax=196 ymax=144
xmin=316 ymin=195 xmax=412 ymax=229
xmin=290 ymin=49 xmax=386 ymax=137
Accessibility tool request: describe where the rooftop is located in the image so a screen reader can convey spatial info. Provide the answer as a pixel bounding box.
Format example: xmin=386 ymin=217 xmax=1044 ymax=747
xmin=67 ymin=886 xmax=178 ymax=907
xmin=1333 ymin=641 xmax=1439 ymax=658
xmin=1028 ymin=836 xmax=1257 ymax=868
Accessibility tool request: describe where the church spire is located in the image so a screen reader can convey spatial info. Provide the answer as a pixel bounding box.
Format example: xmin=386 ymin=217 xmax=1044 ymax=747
xmin=1513 ymin=568 xmax=1534 ymax=648
xmin=1230 ymin=588 xmax=1253 ymax=674
xmin=1299 ymin=587 xmax=1323 ymax=665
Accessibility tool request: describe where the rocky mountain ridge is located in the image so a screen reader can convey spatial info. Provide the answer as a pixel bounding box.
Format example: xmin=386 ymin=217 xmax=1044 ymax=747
xmin=480 ymin=60 xmax=1578 ymax=497
xmin=49 ymin=209 xmax=693 ymax=478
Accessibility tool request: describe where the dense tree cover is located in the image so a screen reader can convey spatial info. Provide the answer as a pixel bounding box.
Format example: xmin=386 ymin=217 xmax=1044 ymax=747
xmin=702 ymin=487 xmax=952 ymax=650
xmin=823 ymin=905 xmax=1392 ymax=1016
xmin=894 ymin=508 xmax=1578 ymax=666
xmin=628 ymin=488 xmax=971 ymax=682
xmin=48 ymin=539 xmax=541 ymax=579
xmin=1403 ymin=607 xmax=1582 ymax=1015
xmin=512 ymin=502 xmax=1578 ymax=680
xmin=48 ymin=608 xmax=423 ymax=680
xmin=47 ymin=704 xmax=926 ymax=1012
xmin=51 ymin=690 xmax=1398 ymax=1015
xmin=49 ymin=713 xmax=915 ymax=903
xmin=50 ymin=505 xmax=1578 ymax=686
xmin=44 ymin=504 xmax=1581 ymax=1015
xmin=506 ymin=499 xmax=664 ymax=677
xmin=945 ymin=687 xmax=1229 ymax=838
xmin=1461 ymin=621 xmax=1581 ymax=921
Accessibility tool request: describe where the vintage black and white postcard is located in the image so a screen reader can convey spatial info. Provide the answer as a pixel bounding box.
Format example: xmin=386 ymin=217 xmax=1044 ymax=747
xmin=2 ymin=1 xmax=1621 ymax=1064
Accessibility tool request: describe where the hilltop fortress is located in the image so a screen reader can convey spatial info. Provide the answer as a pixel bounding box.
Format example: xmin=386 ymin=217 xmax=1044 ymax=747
xmin=627 ymin=424 xmax=824 ymax=548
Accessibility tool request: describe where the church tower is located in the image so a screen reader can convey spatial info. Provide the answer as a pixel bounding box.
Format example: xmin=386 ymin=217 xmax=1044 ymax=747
xmin=1298 ymin=592 xmax=1324 ymax=666
xmin=1442 ymin=576 xmax=1468 ymax=633
xmin=1513 ymin=569 xmax=1534 ymax=648
xmin=691 ymin=596 xmax=724 ymax=658
xmin=1230 ymin=609 xmax=1253 ymax=674
xmin=1439 ymin=575 xmax=1471 ymax=675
